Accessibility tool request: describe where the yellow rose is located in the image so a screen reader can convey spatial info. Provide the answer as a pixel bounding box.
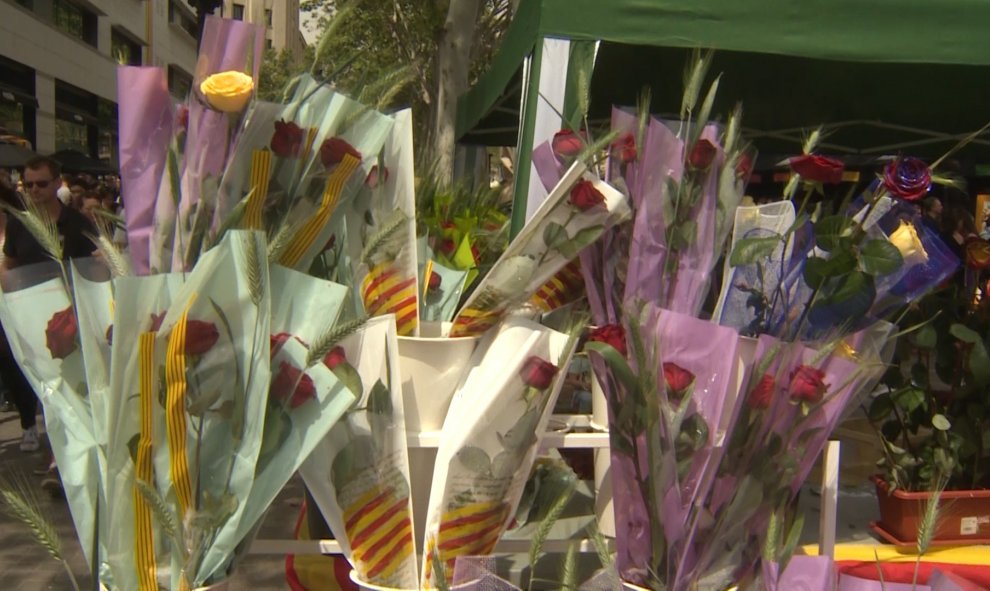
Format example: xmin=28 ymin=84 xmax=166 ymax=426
xmin=199 ymin=70 xmax=254 ymax=113
xmin=888 ymin=221 xmax=928 ymax=268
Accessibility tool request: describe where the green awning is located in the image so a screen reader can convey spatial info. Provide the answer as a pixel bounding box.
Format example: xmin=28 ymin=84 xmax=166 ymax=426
xmin=458 ymin=0 xmax=990 ymax=158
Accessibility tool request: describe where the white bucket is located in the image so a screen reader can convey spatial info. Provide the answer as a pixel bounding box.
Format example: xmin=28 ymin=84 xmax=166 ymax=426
xmin=593 ymin=446 xmax=616 ymax=537
xmin=348 ymin=569 xmax=475 ymax=591
xmin=396 ymin=322 xmax=480 ymax=433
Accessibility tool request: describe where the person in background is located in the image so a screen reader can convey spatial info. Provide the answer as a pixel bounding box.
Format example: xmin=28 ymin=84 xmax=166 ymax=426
xmin=81 ymin=191 xmax=102 ymax=223
xmin=921 ymin=196 xmax=943 ymax=235
xmin=67 ymin=177 xmax=90 ymax=211
xmin=2 ymin=156 xmax=96 ymax=496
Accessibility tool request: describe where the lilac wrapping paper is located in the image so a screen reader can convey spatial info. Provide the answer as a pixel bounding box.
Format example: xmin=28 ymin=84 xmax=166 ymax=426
xmin=763 ymin=556 xmax=838 ymax=591
xmin=172 ymin=15 xmax=264 ymax=271
xmin=838 ymin=574 xmax=930 ymax=591
xmin=650 ymin=307 xmax=743 ymax=566
xmin=116 ymin=67 xmax=174 ymax=275
xmin=532 ymin=141 xmax=564 ymax=192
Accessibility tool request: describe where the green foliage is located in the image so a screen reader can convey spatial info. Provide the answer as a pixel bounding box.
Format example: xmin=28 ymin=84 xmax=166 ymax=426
xmin=871 ymin=281 xmax=990 ymax=491
xmin=257 ymin=47 xmax=313 ymax=103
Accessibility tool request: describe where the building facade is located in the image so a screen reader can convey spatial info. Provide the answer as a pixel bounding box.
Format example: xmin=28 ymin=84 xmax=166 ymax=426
xmin=0 ymin=0 xmax=207 ymax=163
xmin=221 ymin=0 xmax=305 ymax=56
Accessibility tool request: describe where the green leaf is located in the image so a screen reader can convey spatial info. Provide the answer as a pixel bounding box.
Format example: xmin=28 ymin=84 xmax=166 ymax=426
xmin=456 ymin=446 xmax=491 ymax=474
xmin=932 ymin=414 xmax=951 ymax=431
xmin=859 ymin=239 xmax=904 ymax=276
xmin=915 ymin=324 xmax=937 ymax=349
xmin=868 ymin=395 xmax=894 ymax=423
xmin=366 ymin=379 xmax=392 ymax=418
xmin=557 ymin=225 xmax=604 ymax=258
xmin=893 ymin=388 xmax=926 ymax=414
xmin=831 ymin=270 xmax=874 ymax=303
xmin=543 ymin=222 xmax=569 ymax=249
xmin=729 ymin=235 xmax=782 ymax=267
xmin=803 ymin=252 xmax=856 ymax=288
xmin=585 ymin=341 xmax=638 ymax=398
xmin=950 ymin=323 xmax=981 ymax=344
xmin=331 ymin=363 xmax=364 ymax=399
xmin=186 ymin=389 xmax=223 ymax=417
xmin=814 ymin=215 xmax=854 ymax=252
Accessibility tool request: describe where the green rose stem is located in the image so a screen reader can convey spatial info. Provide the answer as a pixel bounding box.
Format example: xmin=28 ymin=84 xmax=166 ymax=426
xmin=765 ymin=183 xmax=815 ymax=331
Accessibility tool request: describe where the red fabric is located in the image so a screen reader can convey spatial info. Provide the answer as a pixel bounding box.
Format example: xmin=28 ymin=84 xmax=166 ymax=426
xmin=837 ymin=560 xmax=990 ymax=588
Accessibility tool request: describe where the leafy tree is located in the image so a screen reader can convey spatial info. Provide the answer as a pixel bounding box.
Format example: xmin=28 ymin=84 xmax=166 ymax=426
xmin=257 ymin=47 xmax=315 ymax=102
xmin=302 ymin=0 xmax=514 ymax=183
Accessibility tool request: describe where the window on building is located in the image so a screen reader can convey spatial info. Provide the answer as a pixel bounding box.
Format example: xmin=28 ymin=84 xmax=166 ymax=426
xmin=168 ymin=0 xmax=198 ymax=39
xmin=53 ymin=0 xmax=98 ymax=47
xmin=97 ymin=98 xmax=118 ymax=166
xmin=55 ymin=80 xmax=99 ymax=156
xmin=266 ymin=38 xmax=273 ymax=50
xmin=167 ymin=65 xmax=194 ymax=100
xmin=0 ymin=56 xmax=37 ymax=148
xmin=14 ymin=0 xmax=33 ymax=10
xmin=232 ymin=3 xmax=245 ymax=20
xmin=265 ymin=9 xmax=272 ymax=26
xmin=111 ymin=28 xmax=143 ymax=66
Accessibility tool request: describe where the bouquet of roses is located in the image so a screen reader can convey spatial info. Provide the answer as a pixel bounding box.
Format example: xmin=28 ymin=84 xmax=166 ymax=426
xmin=421 ymin=316 xmax=579 ymax=587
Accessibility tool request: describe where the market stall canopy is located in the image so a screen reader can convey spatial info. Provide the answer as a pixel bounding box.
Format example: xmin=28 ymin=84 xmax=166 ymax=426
xmin=458 ymin=0 xmax=990 ymax=160
xmin=51 ymin=149 xmax=116 ymax=174
xmin=0 ymin=142 xmax=38 ymax=168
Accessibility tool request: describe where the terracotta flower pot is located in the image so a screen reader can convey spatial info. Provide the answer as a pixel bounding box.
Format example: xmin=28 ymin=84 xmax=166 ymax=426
xmin=871 ymin=475 xmax=990 ymax=546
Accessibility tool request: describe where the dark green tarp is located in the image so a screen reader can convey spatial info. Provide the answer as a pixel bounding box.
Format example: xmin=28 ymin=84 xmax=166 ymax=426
xmin=458 ymin=0 xmax=990 ymax=159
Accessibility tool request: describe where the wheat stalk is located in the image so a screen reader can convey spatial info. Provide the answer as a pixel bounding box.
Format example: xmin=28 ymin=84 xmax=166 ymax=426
xmin=1 ymin=201 xmax=62 ymax=262
xmin=527 ymin=477 xmax=576 ymax=591
xmin=913 ymin=473 xmax=949 ymax=589
xmin=306 ymin=316 xmax=368 ymax=368
xmin=266 ymin=220 xmax=297 ymax=263
xmin=360 ymin=210 xmax=408 ymax=267
xmin=134 ymin=478 xmax=186 ymax=560
xmin=86 ymin=230 xmax=132 ymax=278
xmin=244 ymin=232 xmax=264 ymax=307
xmin=0 ymin=469 xmax=80 ymax=591
xmin=206 ymin=190 xmax=251 ymax=251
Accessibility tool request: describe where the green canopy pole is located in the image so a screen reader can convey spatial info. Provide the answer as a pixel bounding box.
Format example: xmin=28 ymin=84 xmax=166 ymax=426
xmin=509 ymin=37 xmax=546 ymax=239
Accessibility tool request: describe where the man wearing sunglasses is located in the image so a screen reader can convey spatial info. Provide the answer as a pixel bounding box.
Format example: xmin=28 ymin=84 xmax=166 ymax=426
xmin=3 ymin=155 xmax=95 ymax=269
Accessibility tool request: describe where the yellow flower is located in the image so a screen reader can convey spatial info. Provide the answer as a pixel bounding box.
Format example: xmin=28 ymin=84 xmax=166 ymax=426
xmin=199 ymin=70 xmax=254 ymax=113
xmin=888 ymin=221 xmax=928 ymax=268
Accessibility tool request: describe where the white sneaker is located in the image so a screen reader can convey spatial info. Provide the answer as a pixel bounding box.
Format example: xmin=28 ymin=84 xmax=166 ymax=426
xmin=20 ymin=426 xmax=39 ymax=452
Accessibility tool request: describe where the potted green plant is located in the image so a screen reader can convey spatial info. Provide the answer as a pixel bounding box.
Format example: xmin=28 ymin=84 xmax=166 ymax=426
xmin=868 ymin=242 xmax=990 ymax=545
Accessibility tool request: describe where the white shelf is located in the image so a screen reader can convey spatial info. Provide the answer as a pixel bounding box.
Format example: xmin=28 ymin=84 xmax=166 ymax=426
xmin=406 ymin=414 xmax=610 ymax=449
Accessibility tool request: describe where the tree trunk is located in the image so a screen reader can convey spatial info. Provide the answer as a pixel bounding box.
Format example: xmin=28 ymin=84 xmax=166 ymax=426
xmin=431 ymin=0 xmax=483 ymax=186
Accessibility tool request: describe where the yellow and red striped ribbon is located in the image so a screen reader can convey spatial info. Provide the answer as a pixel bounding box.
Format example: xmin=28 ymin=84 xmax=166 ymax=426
xmin=279 ymin=154 xmax=361 ymax=269
xmin=449 ymin=306 xmax=502 ymax=338
xmin=133 ymin=332 xmax=158 ymax=590
xmin=245 ymin=150 xmax=273 ymax=229
xmin=529 ymin=260 xmax=584 ymax=312
xmin=343 ymin=485 xmax=414 ymax=583
xmin=165 ymin=296 xmax=196 ymax=518
xmin=422 ymin=501 xmax=508 ymax=585
xmin=361 ymin=263 xmax=418 ymax=336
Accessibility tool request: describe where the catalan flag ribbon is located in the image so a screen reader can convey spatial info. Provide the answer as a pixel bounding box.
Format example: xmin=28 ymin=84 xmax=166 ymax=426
xmin=361 ymin=263 xmax=418 ymax=336
xmin=422 ymin=500 xmax=509 ymax=585
xmin=340 ymin=481 xmax=414 ymax=587
xmin=529 ymin=259 xmax=584 ymax=313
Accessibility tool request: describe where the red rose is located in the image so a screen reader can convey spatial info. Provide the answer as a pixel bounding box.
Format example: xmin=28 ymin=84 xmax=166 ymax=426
xmin=365 ymin=165 xmax=389 ymax=189
xmin=470 ymin=244 xmax=480 ymax=263
xmin=439 ymin=239 xmax=456 ymax=255
xmin=736 ymin=152 xmax=754 ymax=181
xmin=569 ymin=180 xmax=605 ymax=211
xmin=551 ymin=129 xmax=584 ymax=159
xmin=688 ymin=139 xmax=718 ymax=170
xmin=788 ymin=365 xmax=828 ymax=404
xmin=271 ymin=361 xmax=317 ymax=409
xmin=662 ymin=362 xmax=695 ymax=396
xmin=45 ymin=306 xmax=78 ymax=359
xmin=322 ymin=234 xmax=336 ymax=253
xmin=320 ymin=137 xmax=361 ymax=168
xmin=747 ymin=374 xmax=775 ymax=409
xmin=428 ymin=271 xmax=442 ymax=292
xmin=105 ymin=325 xmax=114 ymax=346
xmin=587 ymin=324 xmax=627 ymax=357
xmin=323 ymin=346 xmax=347 ymax=370
xmin=611 ymin=133 xmax=637 ymax=164
xmin=176 ymin=106 xmax=189 ymax=133
xmin=184 ymin=320 xmax=219 ymax=356
xmin=789 ymin=154 xmax=844 ymax=184
xmin=270 ymin=332 xmax=291 ymax=359
xmin=520 ymin=356 xmax=558 ymax=390
xmin=883 ymin=157 xmax=931 ymax=202
xmin=270 ymin=119 xmax=305 ymax=158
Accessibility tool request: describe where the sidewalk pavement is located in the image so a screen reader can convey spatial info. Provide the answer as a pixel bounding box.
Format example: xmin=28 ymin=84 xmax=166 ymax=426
xmin=0 ymin=406 xmax=300 ymax=590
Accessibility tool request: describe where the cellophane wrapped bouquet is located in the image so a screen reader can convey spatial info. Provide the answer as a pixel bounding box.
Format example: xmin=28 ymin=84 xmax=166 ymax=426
xmin=0 ymin=14 xmax=438 ymax=590
xmin=535 ymin=52 xmax=959 ymax=590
